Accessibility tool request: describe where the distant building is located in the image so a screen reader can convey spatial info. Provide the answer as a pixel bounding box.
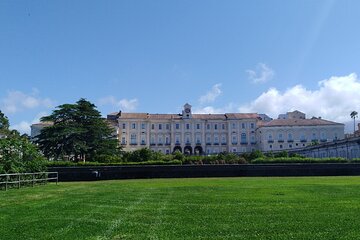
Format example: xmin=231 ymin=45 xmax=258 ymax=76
xmin=108 ymin=103 xmax=260 ymax=155
xmin=30 ymin=122 xmax=53 ymax=141
xmin=257 ymin=111 xmax=344 ymax=152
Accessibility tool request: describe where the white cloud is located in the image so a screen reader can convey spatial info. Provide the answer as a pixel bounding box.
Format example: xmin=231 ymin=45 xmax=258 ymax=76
xmin=118 ymin=99 xmax=138 ymax=111
xmin=1 ymin=90 xmax=54 ymax=114
xmin=193 ymin=103 xmax=235 ymax=114
xmin=98 ymin=96 xmax=139 ymax=112
xmin=239 ymin=73 xmax=360 ymax=124
xmin=247 ymin=63 xmax=275 ymax=84
xmin=10 ymin=111 xmax=48 ymax=135
xmin=11 ymin=121 xmax=32 ymax=135
xmin=199 ymin=83 xmax=222 ymax=104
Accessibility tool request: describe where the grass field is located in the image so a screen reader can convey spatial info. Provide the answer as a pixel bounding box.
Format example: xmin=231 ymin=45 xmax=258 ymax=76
xmin=1 ymin=177 xmax=360 ymax=240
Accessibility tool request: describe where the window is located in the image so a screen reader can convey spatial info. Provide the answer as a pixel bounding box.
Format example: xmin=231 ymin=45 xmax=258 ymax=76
xmin=321 ymin=132 xmax=326 ymax=139
xmin=175 ymin=136 xmax=180 ymax=144
xmin=270 ymin=145 xmax=272 ymax=149
xmin=131 ymin=123 xmax=136 ymax=129
xmin=150 ymin=136 xmax=155 ymax=144
xmin=196 ymin=123 xmax=200 ymax=130
xmin=176 ymin=123 xmax=180 ymax=130
xmin=130 ymin=134 xmax=137 ymax=144
xmin=196 ymin=136 xmax=201 ymax=144
xmin=121 ymin=137 xmax=126 ymax=144
xmin=186 ymin=136 xmax=190 ymax=144
xmin=214 ymin=136 xmax=219 ymax=144
xmin=166 ymin=124 xmax=170 ymax=130
xmin=207 ymin=124 xmax=210 ymax=130
xmin=122 ymin=123 xmax=126 ymax=129
xmin=166 ymin=149 xmax=170 ymax=154
xmin=278 ymin=133 xmax=283 ymax=140
xmin=250 ymin=123 xmax=255 ymax=129
xmin=222 ymin=124 xmax=225 ymax=130
xmin=159 ymin=124 xmax=162 ymax=130
xmin=268 ymin=134 xmax=273 ymax=140
xmin=312 ymin=133 xmax=316 ymax=141
xmin=186 ymin=123 xmax=190 ymax=130
xmin=214 ymin=124 xmax=218 ymax=130
xmin=151 ymin=124 xmax=155 ymax=130
xmin=242 ymin=123 xmax=246 ymax=129
xmin=165 ymin=136 xmax=170 ymax=144
xmin=158 ymin=136 xmax=163 ymax=144
xmin=141 ymin=123 xmax=146 ymax=129
xmin=300 ymin=134 xmax=306 ymax=141
xmin=232 ymin=148 xmax=237 ymax=153
xmin=288 ymin=133 xmax=293 ymax=140
xmin=232 ymin=135 xmax=237 ymax=144
xmin=232 ymin=123 xmax=236 ymax=129
xmin=206 ymin=136 xmax=211 ymax=144
xmin=141 ymin=136 xmax=146 ymax=145
xmin=241 ymin=133 xmax=247 ymax=144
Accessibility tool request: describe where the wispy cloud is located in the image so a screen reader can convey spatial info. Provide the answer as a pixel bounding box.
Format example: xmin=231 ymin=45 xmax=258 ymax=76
xmin=98 ymin=96 xmax=139 ymax=112
xmin=193 ymin=103 xmax=235 ymax=114
xmin=199 ymin=83 xmax=222 ymax=104
xmin=1 ymin=89 xmax=54 ymax=115
xmin=247 ymin=63 xmax=275 ymax=84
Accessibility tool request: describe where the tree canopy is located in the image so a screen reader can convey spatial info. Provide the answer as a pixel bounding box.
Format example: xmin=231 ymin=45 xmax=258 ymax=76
xmin=36 ymin=98 xmax=120 ymax=162
xmin=0 ymin=110 xmax=10 ymax=136
xmin=0 ymin=111 xmax=46 ymax=173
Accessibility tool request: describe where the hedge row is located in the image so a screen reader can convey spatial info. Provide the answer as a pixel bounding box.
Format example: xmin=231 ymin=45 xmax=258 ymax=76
xmin=251 ymin=157 xmax=348 ymax=164
xmin=46 ymin=160 xmax=182 ymax=167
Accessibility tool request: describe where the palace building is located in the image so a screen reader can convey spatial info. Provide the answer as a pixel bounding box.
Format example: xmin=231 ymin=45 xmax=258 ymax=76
xmin=107 ymin=103 xmax=260 ymax=155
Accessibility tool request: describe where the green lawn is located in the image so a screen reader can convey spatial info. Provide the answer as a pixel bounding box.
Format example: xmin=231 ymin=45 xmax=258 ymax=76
xmin=1 ymin=177 xmax=360 ymax=240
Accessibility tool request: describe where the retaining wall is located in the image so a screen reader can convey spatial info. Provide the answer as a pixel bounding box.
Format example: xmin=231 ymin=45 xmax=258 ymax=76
xmin=49 ymin=164 xmax=360 ymax=181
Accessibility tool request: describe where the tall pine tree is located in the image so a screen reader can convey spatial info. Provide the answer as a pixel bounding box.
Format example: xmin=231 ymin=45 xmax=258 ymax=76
xmin=36 ymin=98 xmax=119 ymax=162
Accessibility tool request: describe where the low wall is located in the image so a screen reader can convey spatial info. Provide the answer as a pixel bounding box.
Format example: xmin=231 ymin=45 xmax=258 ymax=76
xmin=49 ymin=164 xmax=360 ymax=181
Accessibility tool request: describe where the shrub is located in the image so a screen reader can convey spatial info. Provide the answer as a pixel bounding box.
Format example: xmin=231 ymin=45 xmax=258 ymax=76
xmin=46 ymin=160 xmax=182 ymax=167
xmin=251 ymin=157 xmax=347 ymax=164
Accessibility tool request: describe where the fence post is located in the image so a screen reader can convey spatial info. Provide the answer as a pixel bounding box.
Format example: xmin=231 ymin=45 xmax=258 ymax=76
xmin=56 ymin=172 xmax=58 ymax=185
xmin=5 ymin=175 xmax=8 ymax=191
xmin=18 ymin=174 xmax=20 ymax=189
xmin=32 ymin=173 xmax=35 ymax=187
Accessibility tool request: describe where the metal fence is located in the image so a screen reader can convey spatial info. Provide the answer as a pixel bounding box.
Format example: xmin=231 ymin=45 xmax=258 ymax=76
xmin=0 ymin=172 xmax=58 ymax=191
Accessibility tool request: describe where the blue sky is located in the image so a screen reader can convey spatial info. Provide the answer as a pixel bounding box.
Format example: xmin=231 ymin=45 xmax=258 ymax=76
xmin=1 ymin=0 xmax=360 ymax=134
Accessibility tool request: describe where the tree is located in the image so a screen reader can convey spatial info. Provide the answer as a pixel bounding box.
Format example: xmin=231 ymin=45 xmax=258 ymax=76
xmin=36 ymin=98 xmax=120 ymax=162
xmin=0 ymin=110 xmax=10 ymax=136
xmin=350 ymin=111 xmax=358 ymax=134
xmin=0 ymin=112 xmax=46 ymax=173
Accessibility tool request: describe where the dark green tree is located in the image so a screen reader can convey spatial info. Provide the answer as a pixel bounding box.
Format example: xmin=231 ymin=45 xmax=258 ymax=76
xmin=0 ymin=110 xmax=10 ymax=136
xmin=36 ymin=98 xmax=120 ymax=162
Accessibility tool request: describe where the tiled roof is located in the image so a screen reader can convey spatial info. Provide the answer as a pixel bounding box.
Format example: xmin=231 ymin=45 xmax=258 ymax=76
xmin=225 ymin=113 xmax=259 ymax=119
xmin=111 ymin=112 xmax=259 ymax=120
xmin=116 ymin=113 xmax=182 ymax=120
xmin=192 ymin=114 xmax=226 ymax=120
xmin=31 ymin=122 xmax=53 ymax=126
xmin=258 ymin=118 xmax=343 ymax=127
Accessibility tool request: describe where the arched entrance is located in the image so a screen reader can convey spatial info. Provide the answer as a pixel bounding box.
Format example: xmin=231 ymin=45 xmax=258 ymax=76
xmin=173 ymin=146 xmax=182 ymax=153
xmin=194 ymin=146 xmax=203 ymax=155
xmin=184 ymin=146 xmax=192 ymax=155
